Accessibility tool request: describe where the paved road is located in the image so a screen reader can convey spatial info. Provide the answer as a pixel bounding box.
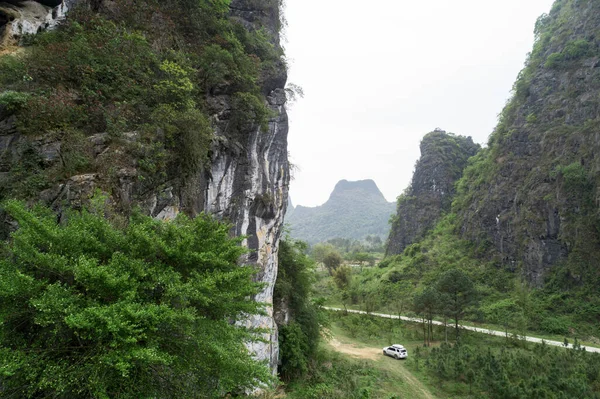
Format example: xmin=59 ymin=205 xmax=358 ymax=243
xmin=325 ymin=307 xmax=600 ymax=354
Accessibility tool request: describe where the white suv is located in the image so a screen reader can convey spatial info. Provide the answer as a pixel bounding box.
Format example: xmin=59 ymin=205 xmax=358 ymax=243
xmin=383 ymin=344 xmax=407 ymax=359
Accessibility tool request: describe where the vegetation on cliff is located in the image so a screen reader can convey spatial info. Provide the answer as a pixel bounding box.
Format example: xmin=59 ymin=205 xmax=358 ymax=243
xmin=0 ymin=199 xmax=270 ymax=398
xmin=348 ymin=0 xmax=600 ymax=342
xmin=386 ymin=130 xmax=480 ymax=256
xmin=0 ymin=0 xmax=282 ymax=204
xmin=274 ymin=238 xmax=324 ymax=382
xmin=453 ymin=0 xmax=600 ymax=286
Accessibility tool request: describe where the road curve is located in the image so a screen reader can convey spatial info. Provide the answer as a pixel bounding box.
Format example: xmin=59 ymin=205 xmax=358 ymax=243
xmin=324 ymin=307 xmax=600 ymax=354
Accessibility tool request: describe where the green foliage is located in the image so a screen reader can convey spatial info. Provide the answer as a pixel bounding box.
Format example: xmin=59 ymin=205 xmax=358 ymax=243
xmin=279 ymin=322 xmax=312 ymax=379
xmin=545 ymin=39 xmax=595 ymax=68
xmin=285 ymin=348 xmax=389 ymax=399
xmin=0 ymin=200 xmax=271 ymax=398
xmin=333 ymin=265 xmax=353 ymax=291
xmin=424 ymin=340 xmax=600 ymax=398
xmin=231 ymin=91 xmax=272 ymax=133
xmin=0 ymin=55 xmax=26 ymax=85
xmin=0 ymin=0 xmax=280 ymax=199
xmin=413 ymin=287 xmax=441 ymax=346
xmin=323 ymin=250 xmax=343 ymax=275
xmin=436 ymin=269 xmax=477 ymax=338
xmin=275 ymin=239 xmax=323 ymax=382
xmin=0 ymin=90 xmax=30 ymax=113
xmin=557 ymin=162 xmax=589 ymax=192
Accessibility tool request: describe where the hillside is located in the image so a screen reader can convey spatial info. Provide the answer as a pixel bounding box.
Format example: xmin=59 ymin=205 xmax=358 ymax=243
xmin=0 ymin=0 xmax=289 ymax=373
xmin=286 ymin=179 xmax=395 ymax=244
xmin=386 ymin=130 xmax=480 ymax=256
xmin=360 ymin=0 xmax=600 ymax=337
xmin=453 ymin=0 xmax=600 ymax=287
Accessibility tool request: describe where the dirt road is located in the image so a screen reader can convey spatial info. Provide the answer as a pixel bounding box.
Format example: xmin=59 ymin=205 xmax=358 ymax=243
xmin=327 ymin=336 xmax=436 ymax=399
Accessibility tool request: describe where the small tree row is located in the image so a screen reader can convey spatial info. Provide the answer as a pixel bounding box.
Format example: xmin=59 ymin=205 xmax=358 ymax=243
xmin=413 ymin=269 xmax=477 ymax=345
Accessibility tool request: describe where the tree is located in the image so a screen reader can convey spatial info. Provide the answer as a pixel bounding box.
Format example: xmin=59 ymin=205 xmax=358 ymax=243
xmin=311 ymin=243 xmax=336 ymax=264
xmin=0 ymin=200 xmax=271 ymax=398
xmin=413 ymin=287 xmax=440 ymax=346
xmin=483 ymin=298 xmax=518 ymax=339
xmin=436 ymin=269 xmax=476 ymax=340
xmin=333 ymin=264 xmax=353 ymax=291
xmin=333 ymin=265 xmax=353 ymax=313
xmin=323 ymin=250 xmax=343 ymax=275
xmin=352 ymin=252 xmax=375 ymax=269
xmin=385 ymin=280 xmax=412 ymax=323
xmin=275 ymin=238 xmax=322 ymax=382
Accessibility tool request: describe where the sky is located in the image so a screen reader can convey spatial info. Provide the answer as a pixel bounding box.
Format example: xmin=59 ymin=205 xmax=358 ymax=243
xmin=283 ymin=0 xmax=556 ymax=207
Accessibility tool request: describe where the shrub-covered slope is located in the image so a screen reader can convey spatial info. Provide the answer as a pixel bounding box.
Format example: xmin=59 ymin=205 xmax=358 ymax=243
xmin=286 ymin=179 xmax=395 ymax=244
xmin=386 ymin=130 xmax=479 ymax=256
xmin=454 ymin=0 xmax=600 ymax=287
xmin=367 ymin=0 xmax=600 ymax=335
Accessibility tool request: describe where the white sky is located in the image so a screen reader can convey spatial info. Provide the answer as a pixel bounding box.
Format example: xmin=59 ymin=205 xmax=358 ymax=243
xmin=284 ymin=0 xmax=555 ymax=207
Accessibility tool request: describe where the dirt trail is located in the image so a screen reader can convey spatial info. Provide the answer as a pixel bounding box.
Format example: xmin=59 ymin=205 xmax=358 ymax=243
xmin=389 ymin=362 xmax=435 ymax=399
xmin=327 ymin=338 xmax=435 ymax=399
xmin=329 ymin=338 xmax=380 ymax=360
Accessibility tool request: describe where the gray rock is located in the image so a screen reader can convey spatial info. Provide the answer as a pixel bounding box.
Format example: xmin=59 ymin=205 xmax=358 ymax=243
xmin=386 ymin=131 xmax=480 ymax=256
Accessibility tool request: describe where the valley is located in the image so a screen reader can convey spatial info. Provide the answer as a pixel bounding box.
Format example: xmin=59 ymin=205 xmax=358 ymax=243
xmin=1 ymin=0 xmax=600 ymax=397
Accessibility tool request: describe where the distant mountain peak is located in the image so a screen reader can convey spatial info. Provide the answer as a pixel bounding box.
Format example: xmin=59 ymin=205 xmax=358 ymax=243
xmin=333 ymin=179 xmax=379 ymax=192
xmin=286 ymin=179 xmax=395 ymax=244
xmin=329 ymin=179 xmax=386 ymax=201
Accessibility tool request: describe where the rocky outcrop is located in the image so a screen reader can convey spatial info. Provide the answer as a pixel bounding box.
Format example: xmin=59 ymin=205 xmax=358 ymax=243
xmin=454 ymin=0 xmax=600 ymax=286
xmin=386 ymin=130 xmax=479 ymax=256
xmin=0 ymin=0 xmax=289 ymax=371
xmin=0 ymin=0 xmax=68 ymax=46
xmin=287 ymin=179 xmax=395 ymax=244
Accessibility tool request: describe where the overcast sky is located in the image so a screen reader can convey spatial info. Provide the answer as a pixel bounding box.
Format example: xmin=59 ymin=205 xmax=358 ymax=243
xmin=283 ymin=0 xmax=555 ymax=207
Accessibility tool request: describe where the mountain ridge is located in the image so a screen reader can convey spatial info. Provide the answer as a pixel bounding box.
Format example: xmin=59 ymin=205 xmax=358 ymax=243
xmin=286 ymin=179 xmax=395 ymax=244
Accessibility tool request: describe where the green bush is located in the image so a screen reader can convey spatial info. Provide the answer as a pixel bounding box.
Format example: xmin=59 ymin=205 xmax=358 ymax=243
xmin=0 ymin=91 xmax=30 ymax=113
xmin=0 ymin=55 xmax=26 ymax=85
xmin=0 ymin=200 xmax=271 ymax=398
xmin=545 ymin=39 xmax=594 ymax=69
xmin=544 ymin=52 xmax=563 ymax=68
xmin=540 ymin=315 xmax=572 ymax=335
xmin=275 ymin=239 xmax=323 ymax=382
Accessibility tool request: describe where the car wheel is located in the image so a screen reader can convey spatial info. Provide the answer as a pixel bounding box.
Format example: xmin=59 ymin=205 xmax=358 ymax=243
xmin=395 ymin=354 xmax=399 ymax=360
xmin=383 ymin=350 xmax=386 ymax=355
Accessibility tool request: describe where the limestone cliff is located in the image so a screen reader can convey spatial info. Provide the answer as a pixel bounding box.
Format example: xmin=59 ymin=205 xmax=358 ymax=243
xmin=386 ymin=130 xmax=479 ymax=256
xmin=0 ymin=0 xmax=289 ymax=371
xmin=454 ymin=0 xmax=600 ymax=286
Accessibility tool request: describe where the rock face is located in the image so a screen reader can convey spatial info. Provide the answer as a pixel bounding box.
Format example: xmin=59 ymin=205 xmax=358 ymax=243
xmin=287 ymin=179 xmax=395 ymax=244
xmin=454 ymin=0 xmax=600 ymax=286
xmin=386 ymin=130 xmax=479 ymax=256
xmin=0 ymin=0 xmax=289 ymax=371
xmin=0 ymin=0 xmax=68 ymax=45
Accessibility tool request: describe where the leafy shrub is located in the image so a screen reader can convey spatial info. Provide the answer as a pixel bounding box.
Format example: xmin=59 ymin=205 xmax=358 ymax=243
xmin=0 ymin=200 xmax=271 ymax=398
xmin=0 ymin=55 xmax=26 ymax=85
xmin=545 ymin=39 xmax=594 ymax=68
xmin=558 ymin=162 xmax=589 ymax=191
xmin=0 ymin=90 xmax=30 ymax=113
xmin=275 ymin=239 xmax=323 ymax=382
xmin=544 ymin=52 xmax=563 ymax=68
xmin=540 ymin=315 xmax=572 ymax=335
